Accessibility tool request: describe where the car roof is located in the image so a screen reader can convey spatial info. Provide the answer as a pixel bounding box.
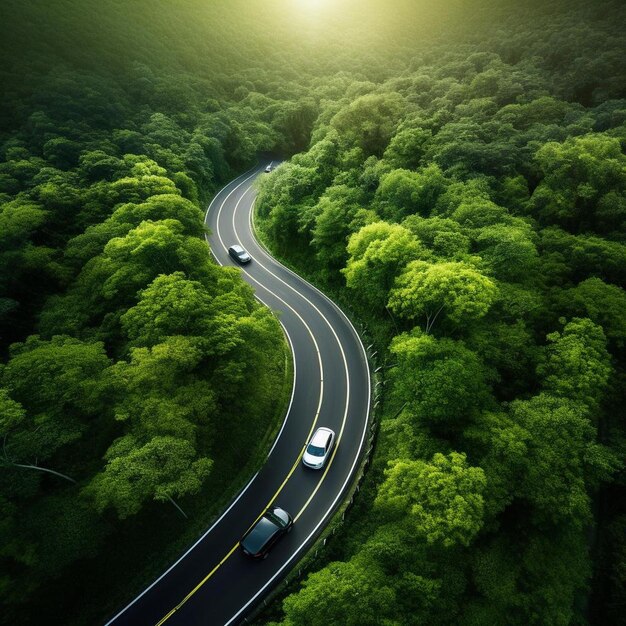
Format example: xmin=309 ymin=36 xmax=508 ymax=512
xmin=311 ymin=427 xmax=333 ymax=446
xmin=230 ymin=245 xmax=245 ymax=253
xmin=241 ymin=515 xmax=280 ymax=553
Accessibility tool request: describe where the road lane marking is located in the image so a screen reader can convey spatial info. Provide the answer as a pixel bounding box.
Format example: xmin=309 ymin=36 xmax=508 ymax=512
xmin=211 ymin=179 xmax=330 ymax=520
xmin=226 ymin=185 xmax=354 ymax=523
xmin=110 ymin=164 xmax=341 ymax=626
xmin=154 ymin=165 xmax=370 ymax=625
xmin=105 ymin=167 xmax=267 ymax=626
xmin=210 ymin=171 xmax=329 ymax=515
xmin=245 ymin=194 xmax=361 ymax=523
xmin=152 ymin=170 xmax=328 ymax=624
xmin=223 ymin=176 xmax=370 ymax=626
xmin=224 ymin=177 xmax=354 ymax=529
xmin=154 ymin=543 xmax=241 ymax=626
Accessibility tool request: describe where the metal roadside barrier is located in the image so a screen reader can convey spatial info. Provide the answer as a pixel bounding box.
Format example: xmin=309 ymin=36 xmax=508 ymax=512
xmin=241 ymin=318 xmax=385 ymax=625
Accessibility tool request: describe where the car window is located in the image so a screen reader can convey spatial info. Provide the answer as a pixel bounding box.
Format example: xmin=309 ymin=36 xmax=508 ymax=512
xmin=307 ymin=443 xmax=325 ymax=456
xmin=266 ymin=511 xmax=286 ymax=528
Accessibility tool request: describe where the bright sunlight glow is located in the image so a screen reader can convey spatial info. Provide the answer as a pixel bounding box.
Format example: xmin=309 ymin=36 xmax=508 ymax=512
xmin=294 ymin=0 xmax=332 ymax=13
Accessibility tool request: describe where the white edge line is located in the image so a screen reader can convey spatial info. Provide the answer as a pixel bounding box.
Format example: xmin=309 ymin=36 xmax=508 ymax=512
xmin=109 ymin=161 xmax=372 ymax=626
xmin=224 ymin=178 xmax=372 ymax=625
xmin=266 ymin=325 xmax=296 ymax=458
xmin=225 ymin=359 xmax=371 ymax=626
xmin=250 ymin=194 xmax=368 ymax=363
xmin=105 ymin=165 xmax=282 ymax=626
xmin=231 ymin=185 xmax=352 ymax=524
xmin=215 ymin=179 xmax=326 ymax=459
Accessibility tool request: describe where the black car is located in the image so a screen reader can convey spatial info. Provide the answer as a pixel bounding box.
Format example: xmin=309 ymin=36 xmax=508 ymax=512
xmin=241 ymin=506 xmax=293 ymax=559
xmin=228 ymin=244 xmax=251 ymax=264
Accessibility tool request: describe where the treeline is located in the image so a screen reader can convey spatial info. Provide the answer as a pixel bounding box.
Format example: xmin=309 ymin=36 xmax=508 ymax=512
xmin=1 ymin=0 xmax=625 ymax=623
xmin=0 ymin=1 xmax=321 ymax=623
xmin=254 ymin=2 xmax=626 ymax=624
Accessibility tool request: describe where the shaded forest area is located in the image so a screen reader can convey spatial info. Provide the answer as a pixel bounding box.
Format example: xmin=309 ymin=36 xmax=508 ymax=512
xmin=0 ymin=0 xmax=625 ymax=624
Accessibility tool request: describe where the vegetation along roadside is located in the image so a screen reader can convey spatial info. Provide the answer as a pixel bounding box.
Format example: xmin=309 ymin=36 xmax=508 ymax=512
xmin=1 ymin=0 xmax=625 ymax=624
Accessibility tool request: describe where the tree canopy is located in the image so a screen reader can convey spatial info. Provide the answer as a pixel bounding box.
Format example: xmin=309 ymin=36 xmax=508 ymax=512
xmin=2 ymin=0 xmax=626 ymax=623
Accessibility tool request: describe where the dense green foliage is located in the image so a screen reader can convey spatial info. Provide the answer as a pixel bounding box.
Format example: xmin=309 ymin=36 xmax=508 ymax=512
xmin=0 ymin=1 xmax=307 ymax=623
xmin=252 ymin=2 xmax=626 ymax=624
xmin=1 ymin=0 xmax=625 ymax=624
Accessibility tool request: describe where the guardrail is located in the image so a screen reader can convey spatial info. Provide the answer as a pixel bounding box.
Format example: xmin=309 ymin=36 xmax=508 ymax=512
xmin=240 ymin=310 xmax=385 ymax=625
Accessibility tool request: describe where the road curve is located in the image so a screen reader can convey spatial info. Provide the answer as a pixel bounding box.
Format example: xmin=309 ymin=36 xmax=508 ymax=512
xmin=106 ymin=164 xmax=371 ymax=626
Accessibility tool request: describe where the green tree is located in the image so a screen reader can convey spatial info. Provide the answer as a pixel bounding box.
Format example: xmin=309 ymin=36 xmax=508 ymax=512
xmin=310 ymin=185 xmax=372 ymax=274
xmin=389 ymin=330 xmax=491 ymax=430
xmin=375 ymin=164 xmax=449 ymax=221
xmin=537 ymin=318 xmax=612 ymax=410
xmin=539 ymin=226 xmax=626 ymax=286
xmin=531 ymin=133 xmax=626 ymax=232
xmin=84 ymin=434 xmax=212 ymax=519
xmin=557 ymin=278 xmax=626 ymax=349
xmin=41 ymin=219 xmax=219 ymax=339
xmin=384 ymin=126 xmax=432 ymax=169
xmin=2 ymin=335 xmax=110 ymax=434
xmin=109 ymin=194 xmax=205 ymax=237
xmin=279 ymin=558 xmax=396 ymax=626
xmin=376 ymin=452 xmax=486 ymax=548
xmin=331 ymin=93 xmax=407 ymax=156
xmin=77 ymin=150 xmax=122 ymax=183
xmin=63 ymin=194 xmax=205 ymax=267
xmin=402 ymin=215 xmax=470 ymax=259
xmin=343 ymin=221 xmax=423 ymax=312
xmin=109 ymin=335 xmax=216 ymax=437
xmin=474 ymin=223 xmax=539 ymax=282
xmin=271 ymin=98 xmax=319 ymax=153
xmin=511 ymin=394 xmax=619 ymax=527
xmin=1 ymin=337 xmax=111 ymax=482
xmin=121 ymin=272 xmax=221 ymax=347
xmin=463 ymin=410 xmax=530 ymax=517
xmin=388 ymin=260 xmax=497 ymax=332
xmin=466 ymin=320 xmax=538 ymax=399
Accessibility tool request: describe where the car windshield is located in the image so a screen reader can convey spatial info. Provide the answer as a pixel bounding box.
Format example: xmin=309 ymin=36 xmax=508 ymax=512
xmin=306 ymin=443 xmax=325 ymax=457
xmin=266 ymin=510 xmax=288 ymax=528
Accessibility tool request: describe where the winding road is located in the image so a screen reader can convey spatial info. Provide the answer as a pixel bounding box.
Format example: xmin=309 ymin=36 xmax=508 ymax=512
xmin=106 ymin=164 xmax=371 ymax=626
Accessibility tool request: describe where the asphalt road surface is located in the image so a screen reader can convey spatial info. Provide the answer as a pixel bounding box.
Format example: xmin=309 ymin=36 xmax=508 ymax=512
xmin=106 ymin=163 xmax=371 ymax=626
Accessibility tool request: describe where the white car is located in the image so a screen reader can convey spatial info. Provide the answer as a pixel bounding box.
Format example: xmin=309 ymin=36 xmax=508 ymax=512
xmin=264 ymin=164 xmax=273 ymax=173
xmin=302 ymin=427 xmax=336 ymax=469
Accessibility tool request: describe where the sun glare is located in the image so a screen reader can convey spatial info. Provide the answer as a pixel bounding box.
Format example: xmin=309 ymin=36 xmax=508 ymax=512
xmin=295 ymin=0 xmax=331 ymax=12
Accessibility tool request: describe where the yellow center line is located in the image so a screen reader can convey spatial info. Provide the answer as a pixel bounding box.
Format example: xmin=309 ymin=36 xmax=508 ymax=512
xmin=154 ymin=172 xmax=352 ymax=625
xmin=154 ymin=415 xmax=323 ymax=626
xmin=294 ymin=434 xmax=343 ymax=523
xmin=154 ymin=543 xmax=240 ymax=626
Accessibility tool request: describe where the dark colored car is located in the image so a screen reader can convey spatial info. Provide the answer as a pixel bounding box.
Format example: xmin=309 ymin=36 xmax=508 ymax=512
xmin=228 ymin=244 xmax=251 ymax=264
xmin=241 ymin=506 xmax=293 ymax=559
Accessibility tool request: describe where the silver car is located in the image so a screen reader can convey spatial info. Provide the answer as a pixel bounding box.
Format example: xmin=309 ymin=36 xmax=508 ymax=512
xmin=228 ymin=244 xmax=251 ymax=264
xmin=302 ymin=427 xmax=336 ymax=469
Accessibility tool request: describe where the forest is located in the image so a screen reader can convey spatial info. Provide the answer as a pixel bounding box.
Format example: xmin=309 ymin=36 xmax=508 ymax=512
xmin=1 ymin=0 xmax=625 ymax=624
